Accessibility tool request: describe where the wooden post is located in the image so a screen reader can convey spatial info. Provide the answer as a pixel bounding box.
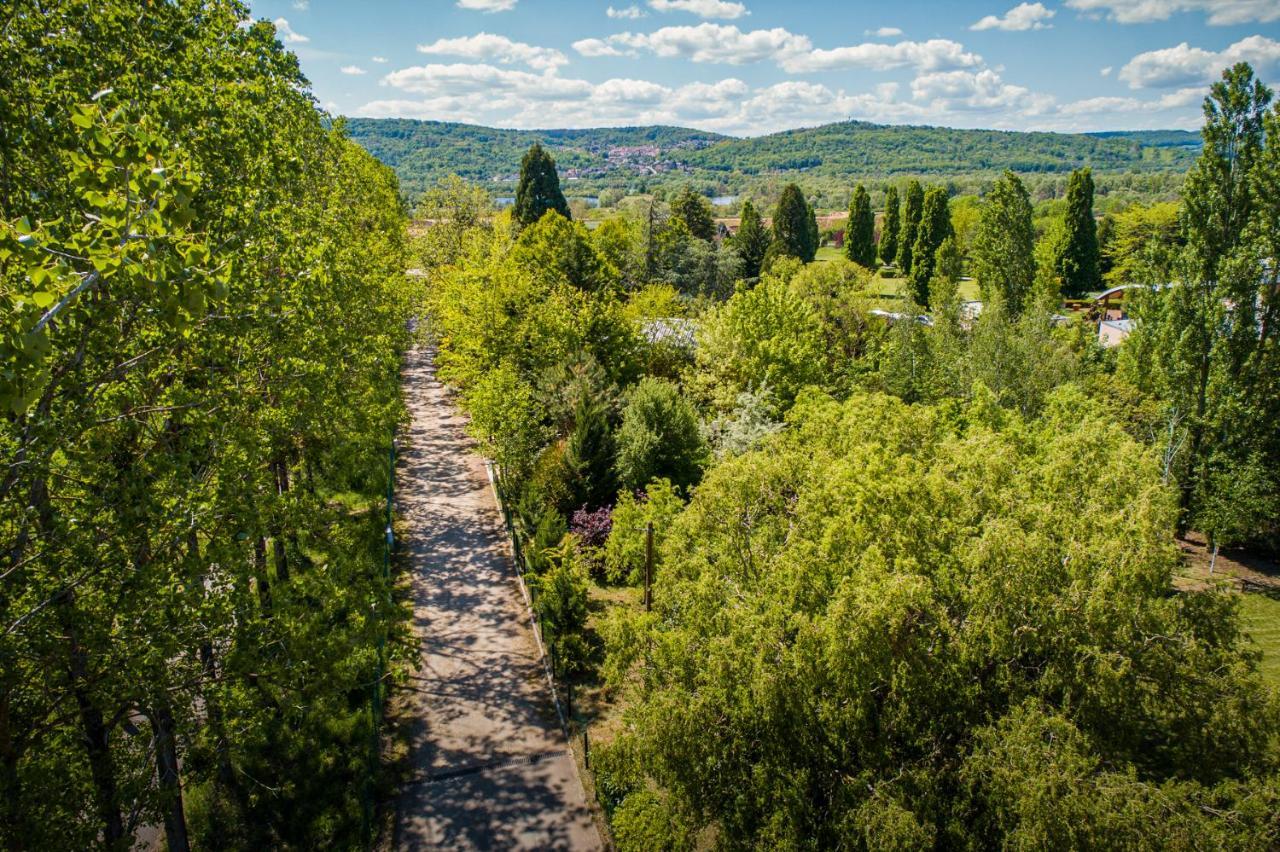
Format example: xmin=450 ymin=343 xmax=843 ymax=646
xmin=583 ymin=729 xmax=590 ymax=769
xmin=644 ymin=521 xmax=654 ymax=612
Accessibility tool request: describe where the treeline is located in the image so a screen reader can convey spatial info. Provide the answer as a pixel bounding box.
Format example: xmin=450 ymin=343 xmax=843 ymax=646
xmin=1 ymin=2 xmax=410 ymax=848
xmin=423 ymin=63 xmax=1280 ymax=850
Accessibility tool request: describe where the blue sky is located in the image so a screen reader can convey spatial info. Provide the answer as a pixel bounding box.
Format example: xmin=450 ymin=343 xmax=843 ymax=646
xmin=248 ymin=0 xmax=1280 ymax=135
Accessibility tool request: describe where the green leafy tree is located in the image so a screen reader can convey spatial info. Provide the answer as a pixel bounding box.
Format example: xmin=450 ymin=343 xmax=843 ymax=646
xmin=879 ymin=185 xmax=900 ymax=267
xmin=413 ymin=174 xmax=492 ymax=270
xmin=670 ymin=185 xmax=715 ymax=241
xmin=896 ymin=179 xmax=924 ymax=274
xmin=767 ymin=184 xmax=817 ymax=264
xmin=513 ymin=142 xmax=570 ymax=228
xmin=732 ymin=199 xmax=772 ymax=280
xmin=615 ymin=378 xmax=710 ymax=493
xmin=1102 ymin=201 xmax=1184 ymax=286
xmin=972 ymin=170 xmax=1035 ymax=313
xmin=908 ymin=187 xmax=953 ymax=307
xmin=844 ymin=184 xmax=876 ymax=268
xmin=1055 ymin=167 xmax=1101 ymax=297
xmin=604 ymin=479 xmax=686 ymax=584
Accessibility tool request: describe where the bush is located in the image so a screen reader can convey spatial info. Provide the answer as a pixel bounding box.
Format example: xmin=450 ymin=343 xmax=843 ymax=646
xmin=604 ymin=479 xmax=685 ymax=585
xmin=615 ymin=378 xmax=710 ymax=493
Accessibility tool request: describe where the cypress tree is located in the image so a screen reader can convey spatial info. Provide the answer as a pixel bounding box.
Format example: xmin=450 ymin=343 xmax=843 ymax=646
xmin=908 ymin=187 xmax=953 ymax=308
xmin=896 ymin=180 xmax=924 ymax=274
xmin=514 ymin=142 xmax=570 ymax=228
xmin=1055 ymin=167 xmax=1101 ymax=297
xmin=845 ymin=184 xmax=876 ymax=268
xmin=732 ymin=200 xmax=771 ymax=280
xmin=972 ymin=170 xmax=1035 ymax=313
xmin=769 ymin=184 xmax=818 ymax=263
xmin=879 ymin=185 xmax=900 ymax=267
xmin=671 ymin=185 xmax=716 ymax=241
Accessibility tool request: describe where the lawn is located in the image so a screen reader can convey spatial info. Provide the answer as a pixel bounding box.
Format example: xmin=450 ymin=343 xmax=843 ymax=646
xmin=814 ymin=247 xmax=981 ymax=301
xmin=1240 ymin=591 xmax=1280 ymax=688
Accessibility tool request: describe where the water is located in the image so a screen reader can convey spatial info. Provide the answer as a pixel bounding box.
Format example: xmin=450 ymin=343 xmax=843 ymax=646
xmin=494 ymin=196 xmax=599 ymax=208
xmin=711 ymin=195 xmax=738 ymax=206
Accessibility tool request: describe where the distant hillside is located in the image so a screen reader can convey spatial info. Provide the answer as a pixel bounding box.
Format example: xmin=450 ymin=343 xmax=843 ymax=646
xmin=345 ymin=117 xmax=1199 ymax=201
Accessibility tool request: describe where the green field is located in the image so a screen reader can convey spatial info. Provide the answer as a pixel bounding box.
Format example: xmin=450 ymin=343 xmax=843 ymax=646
xmin=1240 ymin=592 xmax=1280 ymax=688
xmin=814 ymin=247 xmax=982 ymax=302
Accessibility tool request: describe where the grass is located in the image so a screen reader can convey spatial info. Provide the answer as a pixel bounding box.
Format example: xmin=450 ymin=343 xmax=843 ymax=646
xmin=1239 ymin=591 xmax=1280 ymax=688
xmin=813 ymin=247 xmax=981 ymax=302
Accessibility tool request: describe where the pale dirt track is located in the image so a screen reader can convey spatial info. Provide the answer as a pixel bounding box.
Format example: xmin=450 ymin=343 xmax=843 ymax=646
xmin=393 ymin=347 xmax=601 ymax=850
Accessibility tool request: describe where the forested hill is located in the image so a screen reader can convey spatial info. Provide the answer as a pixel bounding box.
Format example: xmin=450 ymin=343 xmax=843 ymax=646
xmin=345 ymin=117 xmax=1199 ymax=199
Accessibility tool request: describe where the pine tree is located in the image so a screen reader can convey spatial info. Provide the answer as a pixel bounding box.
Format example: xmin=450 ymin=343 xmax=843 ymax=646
xmin=1054 ymin=167 xmax=1101 ymax=297
xmin=972 ymin=170 xmax=1035 ymax=313
xmin=732 ymin=200 xmax=772 ymax=280
xmin=563 ymin=395 xmax=617 ymax=511
xmin=896 ymin=180 xmax=924 ymax=274
xmin=908 ymin=186 xmax=953 ymax=308
xmin=514 ymin=142 xmax=570 ymax=228
xmin=845 ymin=184 xmax=876 ymax=268
xmin=879 ymin=185 xmax=900 ymax=267
xmin=768 ymin=184 xmax=818 ymax=264
xmin=671 ymin=185 xmax=716 ymax=241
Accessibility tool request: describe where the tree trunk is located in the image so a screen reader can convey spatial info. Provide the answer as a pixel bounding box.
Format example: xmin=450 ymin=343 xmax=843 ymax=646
xmin=0 ymin=691 xmax=25 ymax=851
xmin=272 ymin=460 xmax=290 ymax=583
xmin=148 ymin=703 xmax=190 ymax=852
xmin=1209 ymin=541 xmax=1219 ymax=575
xmin=254 ymin=536 xmax=271 ymax=612
xmin=64 ymin=607 xmax=124 ymax=846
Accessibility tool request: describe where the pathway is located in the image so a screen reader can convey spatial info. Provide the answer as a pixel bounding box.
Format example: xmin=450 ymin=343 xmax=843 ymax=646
xmin=394 ymin=347 xmax=601 ymax=850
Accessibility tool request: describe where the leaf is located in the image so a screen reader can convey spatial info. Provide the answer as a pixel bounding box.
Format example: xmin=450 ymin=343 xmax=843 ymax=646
xmin=31 ymin=291 xmax=56 ymax=308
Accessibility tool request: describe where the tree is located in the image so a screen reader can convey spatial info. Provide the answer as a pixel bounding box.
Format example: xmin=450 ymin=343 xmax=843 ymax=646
xmin=615 ymin=379 xmax=710 ymax=493
xmin=563 ymin=396 xmax=618 ymax=511
xmin=604 ymin=479 xmax=686 ymax=584
xmin=1054 ymin=167 xmax=1101 ymax=297
xmin=1102 ymin=201 xmax=1183 ymax=286
xmin=670 ymin=185 xmax=715 ymax=241
xmin=896 ymin=180 xmax=924 ymax=274
xmin=732 ymin=199 xmax=771 ymax=280
xmin=768 ymin=184 xmax=817 ymax=264
xmin=879 ymin=185 xmax=900 ymax=267
xmin=845 ymin=184 xmax=876 ymax=268
xmin=934 ymin=235 xmax=963 ymax=291
xmin=513 ymin=142 xmax=570 ymax=228
xmin=413 ymin=174 xmax=492 ymax=270
xmin=908 ymin=187 xmax=953 ymax=307
xmin=972 ymin=170 xmax=1035 ymax=313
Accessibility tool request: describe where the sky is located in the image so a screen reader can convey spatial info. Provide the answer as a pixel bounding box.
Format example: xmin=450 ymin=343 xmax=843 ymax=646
xmin=247 ymin=0 xmax=1280 ymax=136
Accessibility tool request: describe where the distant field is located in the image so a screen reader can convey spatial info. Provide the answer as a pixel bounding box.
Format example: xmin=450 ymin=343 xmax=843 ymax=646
xmin=1240 ymin=592 xmax=1280 ymax=688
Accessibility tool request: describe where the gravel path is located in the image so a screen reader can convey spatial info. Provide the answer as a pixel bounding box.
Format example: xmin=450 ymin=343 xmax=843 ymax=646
xmin=394 ymin=347 xmax=601 ymax=850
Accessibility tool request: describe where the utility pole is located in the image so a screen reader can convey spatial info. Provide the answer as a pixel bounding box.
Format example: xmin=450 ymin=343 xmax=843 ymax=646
xmin=643 ymin=521 xmax=654 ymax=612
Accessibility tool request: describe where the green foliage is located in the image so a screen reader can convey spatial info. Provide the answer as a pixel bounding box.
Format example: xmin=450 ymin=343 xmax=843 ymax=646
xmin=513 ymin=210 xmax=619 ymax=293
xmin=1055 ymin=167 xmax=1102 ymax=297
xmin=615 ymin=378 xmax=709 ymax=493
xmin=513 ymin=142 xmax=570 ymax=228
xmin=563 ymin=396 xmax=618 ymax=511
xmin=768 ymin=184 xmax=818 ymax=264
xmin=1102 ymin=201 xmax=1183 ymax=286
xmin=972 ymin=170 xmax=1036 ymax=313
xmin=604 ymin=479 xmax=685 ymax=585
xmin=532 ymin=541 xmax=590 ymax=676
xmin=669 ymin=185 xmax=715 ymax=241
xmin=731 ymin=199 xmax=771 ymax=280
xmin=896 ymin=179 xmax=924 ymax=275
xmin=908 ymin=187 xmax=953 ymax=307
xmin=844 ymin=184 xmax=876 ymax=268
xmin=879 ymin=185 xmax=900 ymax=266
xmin=412 ymin=174 xmax=492 ymax=271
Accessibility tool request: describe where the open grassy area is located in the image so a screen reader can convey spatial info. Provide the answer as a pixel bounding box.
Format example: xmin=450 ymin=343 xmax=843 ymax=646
xmin=1240 ymin=591 xmax=1280 ymax=688
xmin=814 ymin=247 xmax=981 ymax=302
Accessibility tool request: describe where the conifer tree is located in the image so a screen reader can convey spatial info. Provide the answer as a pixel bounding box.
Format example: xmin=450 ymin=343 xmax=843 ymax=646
xmin=732 ymin=200 xmax=772 ymax=280
xmin=845 ymin=184 xmax=876 ymax=268
xmin=671 ymin=185 xmax=716 ymax=241
xmin=879 ymin=185 xmax=900 ymax=267
xmin=563 ymin=395 xmax=617 ymax=511
xmin=908 ymin=186 xmax=953 ymax=307
xmin=972 ymin=170 xmax=1035 ymax=313
xmin=1054 ymin=167 xmax=1100 ymax=297
xmin=514 ymin=142 xmax=570 ymax=228
xmin=768 ymin=184 xmax=818 ymax=264
xmin=896 ymin=180 xmax=924 ymax=274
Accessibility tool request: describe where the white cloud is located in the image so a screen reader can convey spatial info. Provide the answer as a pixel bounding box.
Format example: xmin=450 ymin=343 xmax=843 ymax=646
xmin=866 ymin=27 xmax=904 ymax=37
xmin=911 ymin=68 xmax=1054 ymax=113
xmin=970 ymin=2 xmax=1056 ymax=30
xmin=782 ymin=38 xmax=983 ymax=73
xmin=456 ymin=0 xmax=518 ymax=12
xmin=1058 ymin=87 xmax=1204 ymax=114
xmin=1065 ymin=0 xmax=1280 ymax=25
xmin=341 ymin=65 xmax=367 ymax=75
xmin=573 ymin=38 xmax=634 ymax=58
xmin=292 ymin=0 xmax=309 ymax=9
xmin=372 ymin=56 xmax=389 ymax=64
xmin=648 ymin=0 xmax=748 ymax=19
xmin=607 ymin=4 xmax=647 ymax=18
xmin=382 ymin=64 xmax=593 ymax=101
xmin=272 ymin=18 xmax=309 ymax=44
xmin=1118 ymin=34 xmax=1280 ymax=88
xmin=1100 ymin=65 xmax=1113 ymax=75
xmin=606 ymin=24 xmax=811 ymax=65
xmin=417 ymin=33 xmax=568 ymax=71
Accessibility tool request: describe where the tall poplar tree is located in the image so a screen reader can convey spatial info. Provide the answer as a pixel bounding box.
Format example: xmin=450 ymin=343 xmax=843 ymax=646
xmin=908 ymin=187 xmax=953 ymax=308
xmin=879 ymin=185 xmax=900 ymax=267
xmin=671 ymin=185 xmax=716 ymax=241
xmin=972 ymin=170 xmax=1036 ymax=313
xmin=514 ymin=142 xmax=570 ymax=228
xmin=896 ymin=180 xmax=924 ymax=274
xmin=1054 ymin=167 xmax=1101 ymax=297
xmin=732 ymin=200 xmax=771 ymax=280
xmin=845 ymin=184 xmax=876 ymax=268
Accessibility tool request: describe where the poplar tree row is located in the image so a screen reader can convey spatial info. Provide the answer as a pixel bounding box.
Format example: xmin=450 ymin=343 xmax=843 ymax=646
xmin=1 ymin=3 xmax=410 ymax=847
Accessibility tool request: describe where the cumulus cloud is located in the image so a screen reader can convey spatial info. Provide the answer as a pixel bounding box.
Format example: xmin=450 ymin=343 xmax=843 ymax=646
xmin=782 ymin=38 xmax=983 ymax=73
xmin=272 ymin=17 xmax=309 ymax=44
xmin=340 ymin=65 xmax=367 ymax=75
xmin=607 ymin=4 xmax=647 ymax=18
xmin=1058 ymin=87 xmax=1203 ymax=114
xmin=970 ymin=2 xmax=1056 ymax=31
xmin=1064 ymin=0 xmax=1280 ymax=25
xmin=573 ymin=38 xmax=634 ymax=58
xmin=456 ymin=0 xmax=518 ymax=12
xmin=383 ymin=63 xmax=592 ymax=100
xmin=417 ymin=32 xmax=568 ymax=71
xmin=911 ymin=68 xmax=1054 ymax=113
xmin=648 ymin=0 xmax=748 ymax=19
xmin=866 ymin=27 xmax=905 ymax=37
xmin=605 ymin=24 xmax=811 ymax=65
xmin=1118 ymin=34 xmax=1280 ymax=88
xmin=372 ymin=56 xmax=389 ymax=64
